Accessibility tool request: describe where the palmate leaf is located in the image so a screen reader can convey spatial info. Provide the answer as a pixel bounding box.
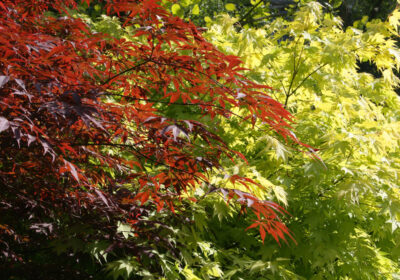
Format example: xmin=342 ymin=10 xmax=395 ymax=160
xmin=192 ymin=4 xmax=199 ymax=15
xmin=217 ymin=187 xmax=294 ymax=244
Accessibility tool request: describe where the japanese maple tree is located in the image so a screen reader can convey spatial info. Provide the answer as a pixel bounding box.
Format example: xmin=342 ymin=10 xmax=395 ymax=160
xmin=0 ymin=0 xmax=301 ymax=276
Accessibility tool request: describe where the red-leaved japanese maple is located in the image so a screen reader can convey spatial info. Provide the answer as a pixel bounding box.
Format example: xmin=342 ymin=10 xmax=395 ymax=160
xmin=0 ymin=0 xmax=301 ymax=276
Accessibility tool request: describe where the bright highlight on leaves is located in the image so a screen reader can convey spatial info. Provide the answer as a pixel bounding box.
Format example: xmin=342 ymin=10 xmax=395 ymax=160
xmin=203 ymin=1 xmax=400 ymax=278
xmin=192 ymin=4 xmax=199 ymax=15
xmin=171 ymin=3 xmax=181 ymax=15
xmin=225 ymin=3 xmax=236 ymax=11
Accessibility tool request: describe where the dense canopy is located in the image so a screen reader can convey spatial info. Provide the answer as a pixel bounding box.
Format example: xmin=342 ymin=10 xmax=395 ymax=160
xmin=1 ymin=0 xmax=400 ymax=279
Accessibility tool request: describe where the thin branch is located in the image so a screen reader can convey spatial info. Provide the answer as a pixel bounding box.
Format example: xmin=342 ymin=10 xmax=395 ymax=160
xmin=290 ymin=62 xmax=328 ymax=96
xmin=285 ymin=38 xmax=305 ymax=108
xmin=238 ymin=0 xmax=264 ymax=26
xmin=103 ymin=94 xmax=223 ymax=108
xmin=283 ymin=94 xmax=290 ymax=108
xmin=101 ymin=59 xmax=152 ymax=85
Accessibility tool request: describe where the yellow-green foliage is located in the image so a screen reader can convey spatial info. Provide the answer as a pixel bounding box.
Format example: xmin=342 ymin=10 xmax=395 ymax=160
xmin=195 ymin=1 xmax=400 ymax=279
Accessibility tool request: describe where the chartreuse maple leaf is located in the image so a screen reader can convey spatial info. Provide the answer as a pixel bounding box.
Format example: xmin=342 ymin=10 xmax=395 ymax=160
xmin=190 ymin=1 xmax=400 ymax=279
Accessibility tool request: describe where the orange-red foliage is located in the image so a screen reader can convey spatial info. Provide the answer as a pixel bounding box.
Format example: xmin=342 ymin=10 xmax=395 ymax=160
xmin=0 ymin=0 xmax=298 ymax=266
